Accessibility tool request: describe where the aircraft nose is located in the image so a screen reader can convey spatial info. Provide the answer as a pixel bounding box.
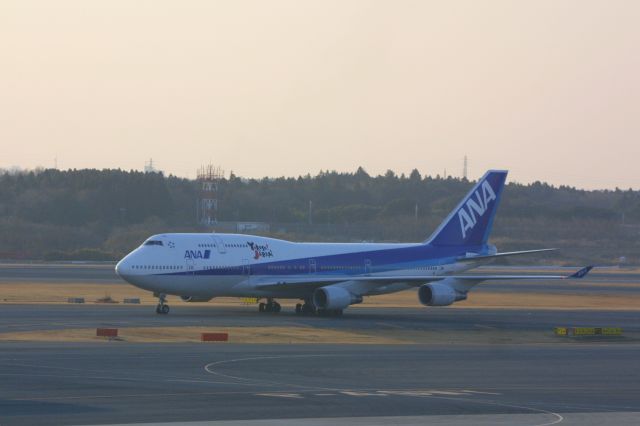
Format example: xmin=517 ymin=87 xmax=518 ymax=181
xmin=115 ymin=256 xmax=130 ymax=279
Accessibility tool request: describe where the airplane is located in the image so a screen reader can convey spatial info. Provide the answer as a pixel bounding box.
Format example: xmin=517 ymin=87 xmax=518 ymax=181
xmin=115 ymin=170 xmax=593 ymax=315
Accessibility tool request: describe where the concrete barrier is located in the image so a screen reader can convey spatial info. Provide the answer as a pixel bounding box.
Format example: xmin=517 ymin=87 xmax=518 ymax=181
xmin=555 ymin=327 xmax=622 ymax=336
xmin=67 ymin=297 xmax=85 ymax=304
xmin=123 ymin=298 xmax=141 ymax=304
xmin=201 ymin=332 xmax=229 ymax=342
xmin=96 ymin=328 xmax=118 ymax=337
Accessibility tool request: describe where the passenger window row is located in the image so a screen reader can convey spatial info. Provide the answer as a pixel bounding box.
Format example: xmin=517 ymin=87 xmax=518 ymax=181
xmin=265 ymin=265 xmax=313 ymax=271
xmin=195 ymin=243 xmax=246 ymax=248
xmin=133 ymin=265 xmax=183 ymax=270
xmin=203 ymin=265 xmax=243 ymax=270
xmin=320 ymin=266 xmax=359 ymax=271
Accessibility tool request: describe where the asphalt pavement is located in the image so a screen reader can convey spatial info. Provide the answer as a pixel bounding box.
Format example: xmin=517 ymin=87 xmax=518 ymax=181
xmin=0 ymin=262 xmax=639 ymax=425
xmin=1 ymin=342 xmax=639 ymax=426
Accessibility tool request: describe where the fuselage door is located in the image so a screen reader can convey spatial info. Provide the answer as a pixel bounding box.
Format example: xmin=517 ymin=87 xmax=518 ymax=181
xmin=212 ymin=235 xmax=226 ymax=254
xmin=185 ymin=257 xmax=195 ymax=275
xmin=364 ymin=258 xmax=372 ymax=275
xmin=309 ymin=258 xmax=317 ymax=274
xmin=242 ymin=259 xmax=250 ymax=276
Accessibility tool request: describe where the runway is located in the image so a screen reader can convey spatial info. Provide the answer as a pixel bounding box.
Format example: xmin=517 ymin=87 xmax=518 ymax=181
xmin=1 ymin=342 xmax=639 ymax=426
xmin=1 ymin=303 xmax=639 ymax=335
xmin=0 ymin=263 xmax=639 ymax=425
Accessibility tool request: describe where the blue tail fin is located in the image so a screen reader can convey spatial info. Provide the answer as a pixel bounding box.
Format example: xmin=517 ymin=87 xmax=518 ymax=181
xmin=425 ymin=170 xmax=508 ymax=247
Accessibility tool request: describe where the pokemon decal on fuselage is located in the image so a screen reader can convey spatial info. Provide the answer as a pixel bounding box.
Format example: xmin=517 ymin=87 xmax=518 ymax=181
xmin=247 ymin=241 xmax=274 ymax=259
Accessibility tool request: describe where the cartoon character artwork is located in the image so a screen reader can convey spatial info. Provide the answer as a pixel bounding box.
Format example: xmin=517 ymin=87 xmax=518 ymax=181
xmin=246 ymin=242 xmax=274 ymax=260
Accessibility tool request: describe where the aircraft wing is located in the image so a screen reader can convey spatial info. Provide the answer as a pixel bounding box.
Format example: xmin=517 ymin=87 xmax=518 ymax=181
xmin=253 ymin=266 xmax=593 ymax=291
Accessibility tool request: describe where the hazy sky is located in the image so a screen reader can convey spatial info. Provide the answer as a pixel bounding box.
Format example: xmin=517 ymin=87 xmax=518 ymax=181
xmin=1 ymin=1 xmax=639 ymax=189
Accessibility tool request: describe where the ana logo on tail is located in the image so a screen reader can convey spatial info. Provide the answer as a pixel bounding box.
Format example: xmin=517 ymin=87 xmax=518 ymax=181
xmin=458 ymin=181 xmax=497 ymax=238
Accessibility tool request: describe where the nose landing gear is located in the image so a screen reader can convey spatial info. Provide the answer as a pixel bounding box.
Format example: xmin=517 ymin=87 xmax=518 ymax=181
xmin=155 ymin=293 xmax=170 ymax=314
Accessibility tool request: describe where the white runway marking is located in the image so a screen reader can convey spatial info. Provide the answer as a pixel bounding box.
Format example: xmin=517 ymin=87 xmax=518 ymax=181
xmin=256 ymin=393 xmax=304 ymax=399
xmin=462 ymin=389 xmax=502 ymax=395
xmin=204 ymin=354 xmax=345 ymax=391
xmin=203 ymin=353 xmax=565 ymax=425
xmin=340 ymin=391 xmax=387 ymax=397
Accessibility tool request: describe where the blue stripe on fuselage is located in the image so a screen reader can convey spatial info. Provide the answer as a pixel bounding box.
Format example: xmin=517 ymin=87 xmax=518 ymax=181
xmin=155 ymin=243 xmax=486 ymax=277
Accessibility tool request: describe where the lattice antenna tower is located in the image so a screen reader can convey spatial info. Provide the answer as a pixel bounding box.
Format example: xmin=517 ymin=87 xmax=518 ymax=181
xmin=144 ymin=158 xmax=156 ymax=173
xmin=197 ymin=164 xmax=224 ymax=226
xmin=463 ymin=155 xmax=468 ymax=180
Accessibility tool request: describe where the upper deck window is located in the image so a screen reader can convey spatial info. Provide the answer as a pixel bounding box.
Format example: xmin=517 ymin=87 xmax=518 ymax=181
xmin=144 ymin=240 xmax=164 ymax=246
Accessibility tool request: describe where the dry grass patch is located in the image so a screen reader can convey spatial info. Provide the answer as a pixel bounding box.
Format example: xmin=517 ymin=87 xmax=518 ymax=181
xmin=0 ymin=326 xmax=406 ymax=344
xmin=0 ymin=283 xmax=248 ymax=306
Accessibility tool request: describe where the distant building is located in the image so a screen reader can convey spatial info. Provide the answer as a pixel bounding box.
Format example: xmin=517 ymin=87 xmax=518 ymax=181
xmin=236 ymin=222 xmax=270 ymax=233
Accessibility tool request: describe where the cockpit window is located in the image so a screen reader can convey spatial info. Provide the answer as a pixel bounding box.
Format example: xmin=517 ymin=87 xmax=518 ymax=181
xmin=144 ymin=240 xmax=164 ymax=246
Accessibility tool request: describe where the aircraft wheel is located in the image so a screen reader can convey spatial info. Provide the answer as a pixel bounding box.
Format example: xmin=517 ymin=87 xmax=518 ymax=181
xmin=155 ymin=293 xmax=168 ymax=314
xmin=295 ymin=303 xmax=302 ymax=314
xmin=273 ymin=302 xmax=281 ymax=313
xmin=301 ymin=303 xmax=316 ymax=315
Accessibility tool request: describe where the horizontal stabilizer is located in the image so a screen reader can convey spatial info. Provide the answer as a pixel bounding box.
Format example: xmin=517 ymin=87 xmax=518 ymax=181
xmin=456 ymin=248 xmax=557 ymax=262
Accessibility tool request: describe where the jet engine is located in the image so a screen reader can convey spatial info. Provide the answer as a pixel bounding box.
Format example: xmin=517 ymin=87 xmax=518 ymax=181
xmin=418 ymin=283 xmax=466 ymax=306
xmin=180 ymin=295 xmax=213 ymax=303
xmin=313 ymin=286 xmax=363 ymax=310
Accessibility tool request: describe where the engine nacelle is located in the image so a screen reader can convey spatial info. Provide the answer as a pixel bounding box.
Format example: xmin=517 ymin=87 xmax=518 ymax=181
xmin=313 ymin=286 xmax=363 ymax=310
xmin=418 ymin=283 xmax=466 ymax=306
xmin=180 ymin=295 xmax=213 ymax=303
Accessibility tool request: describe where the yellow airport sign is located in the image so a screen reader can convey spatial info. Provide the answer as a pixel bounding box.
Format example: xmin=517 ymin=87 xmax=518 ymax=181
xmin=554 ymin=327 xmax=622 ymax=336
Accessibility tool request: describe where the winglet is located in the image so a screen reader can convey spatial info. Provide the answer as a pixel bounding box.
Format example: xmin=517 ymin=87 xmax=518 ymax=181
xmin=567 ymin=266 xmax=593 ymax=279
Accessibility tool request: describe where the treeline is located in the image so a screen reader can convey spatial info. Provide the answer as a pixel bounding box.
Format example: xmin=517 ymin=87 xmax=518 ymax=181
xmin=0 ymin=167 xmax=638 ymax=264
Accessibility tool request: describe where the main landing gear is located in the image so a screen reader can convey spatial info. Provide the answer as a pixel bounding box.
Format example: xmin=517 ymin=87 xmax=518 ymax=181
xmin=255 ymin=298 xmax=344 ymax=316
xmin=295 ymin=298 xmax=343 ymax=316
xmin=155 ymin=293 xmax=170 ymax=315
xmin=295 ymin=300 xmax=316 ymax=315
xmin=258 ymin=298 xmax=281 ymax=313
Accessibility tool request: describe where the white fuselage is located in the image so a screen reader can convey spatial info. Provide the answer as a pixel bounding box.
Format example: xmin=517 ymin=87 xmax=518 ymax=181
xmin=115 ymin=233 xmax=475 ymax=300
